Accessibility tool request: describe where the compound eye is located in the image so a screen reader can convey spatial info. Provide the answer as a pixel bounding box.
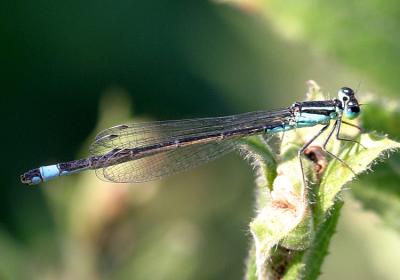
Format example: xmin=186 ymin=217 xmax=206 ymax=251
xmin=345 ymin=105 xmax=361 ymax=119
xmin=349 ymin=106 xmax=360 ymax=113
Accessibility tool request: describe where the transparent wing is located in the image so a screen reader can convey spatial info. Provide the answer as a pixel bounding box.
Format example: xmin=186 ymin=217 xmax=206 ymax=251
xmin=90 ymin=109 xmax=292 ymax=183
xmin=90 ymin=109 xmax=290 ymax=156
xmin=95 ymin=141 xmax=237 ymax=183
xmin=93 ymin=110 xmax=270 ymax=141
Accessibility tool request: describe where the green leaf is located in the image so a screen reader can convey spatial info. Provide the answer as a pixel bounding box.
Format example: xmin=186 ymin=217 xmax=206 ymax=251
xmin=298 ymin=201 xmax=343 ymax=280
xmin=315 ymin=133 xmax=400 ymax=222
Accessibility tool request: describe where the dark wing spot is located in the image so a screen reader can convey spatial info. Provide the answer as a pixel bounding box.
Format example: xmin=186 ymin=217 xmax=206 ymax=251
xmin=116 ymin=125 xmax=129 ymax=130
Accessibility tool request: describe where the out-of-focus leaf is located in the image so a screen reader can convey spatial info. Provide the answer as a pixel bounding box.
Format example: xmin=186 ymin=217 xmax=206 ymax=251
xmin=259 ymin=0 xmax=400 ymax=95
xmin=350 ymin=95 xmax=400 ymax=231
xmin=0 ymin=231 xmax=25 ymax=280
xmin=361 ymin=96 xmax=400 ymax=136
xmin=352 ymin=163 xmax=400 ymax=232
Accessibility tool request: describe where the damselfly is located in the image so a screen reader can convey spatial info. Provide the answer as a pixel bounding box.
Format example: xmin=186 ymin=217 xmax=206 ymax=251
xmin=21 ymin=87 xmax=361 ymax=186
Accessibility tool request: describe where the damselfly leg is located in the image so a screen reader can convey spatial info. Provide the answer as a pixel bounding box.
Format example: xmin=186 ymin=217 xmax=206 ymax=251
xmin=336 ymin=119 xmax=366 ymax=149
xmin=298 ymin=115 xmax=363 ymax=189
xmin=321 ymin=118 xmax=357 ymax=175
xmin=298 ymin=123 xmax=331 ymax=188
xmin=341 ymin=120 xmax=364 ymax=132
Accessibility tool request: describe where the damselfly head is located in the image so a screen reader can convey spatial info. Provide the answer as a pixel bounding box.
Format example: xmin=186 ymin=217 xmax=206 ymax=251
xmin=338 ymin=87 xmax=360 ymax=119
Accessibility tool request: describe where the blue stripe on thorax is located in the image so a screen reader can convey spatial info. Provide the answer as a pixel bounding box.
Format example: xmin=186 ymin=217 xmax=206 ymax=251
xmin=266 ymin=124 xmax=294 ymax=133
xmin=294 ymin=102 xmax=338 ymax=127
xmin=295 ymin=111 xmax=337 ymax=129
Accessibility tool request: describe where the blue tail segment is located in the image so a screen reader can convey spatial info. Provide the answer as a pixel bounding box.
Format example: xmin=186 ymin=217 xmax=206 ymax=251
xmin=21 ymin=164 xmax=64 ymax=185
xmin=41 ymin=165 xmax=62 ymax=181
xmin=21 ymin=159 xmax=90 ymax=186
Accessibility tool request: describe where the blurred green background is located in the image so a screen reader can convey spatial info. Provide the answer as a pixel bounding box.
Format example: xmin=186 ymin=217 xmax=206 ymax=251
xmin=2 ymin=1 xmax=400 ymax=279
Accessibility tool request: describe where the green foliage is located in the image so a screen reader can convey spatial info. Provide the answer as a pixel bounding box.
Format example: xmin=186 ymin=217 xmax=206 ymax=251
xmin=243 ymin=82 xmax=400 ymax=280
xmin=351 ymin=95 xmax=400 ymax=232
xmin=4 ymin=1 xmax=400 ymax=279
xmin=263 ymin=0 xmax=400 ymax=96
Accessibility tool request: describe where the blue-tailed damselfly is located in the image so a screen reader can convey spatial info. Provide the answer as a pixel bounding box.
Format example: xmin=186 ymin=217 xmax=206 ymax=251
xmin=21 ymin=87 xmax=361 ymax=186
